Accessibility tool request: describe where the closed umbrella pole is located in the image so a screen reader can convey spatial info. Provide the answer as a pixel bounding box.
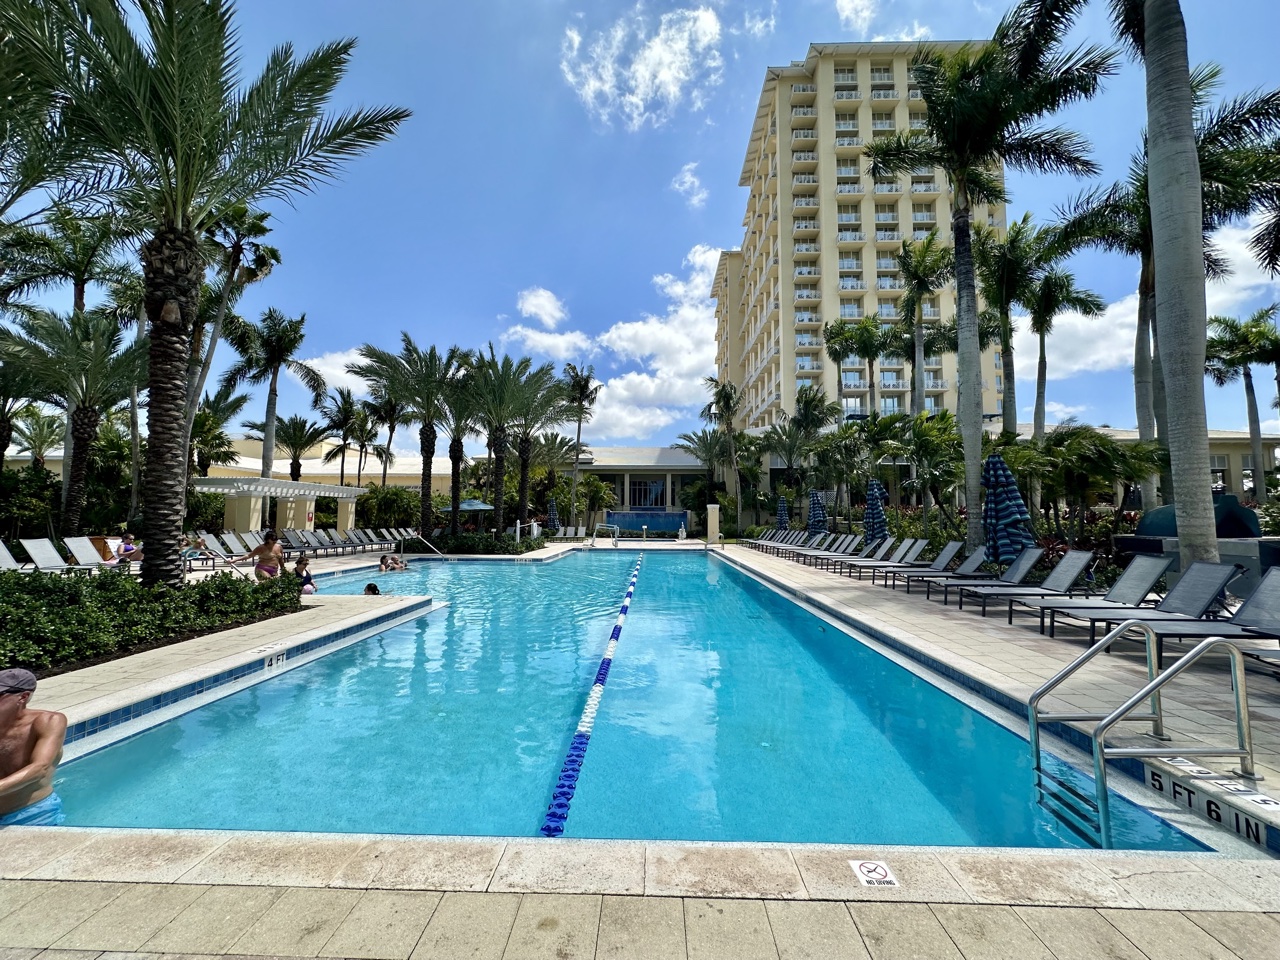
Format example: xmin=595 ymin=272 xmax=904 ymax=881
xmin=776 ymin=495 xmax=790 ymax=531
xmin=863 ymin=479 xmax=889 ymax=544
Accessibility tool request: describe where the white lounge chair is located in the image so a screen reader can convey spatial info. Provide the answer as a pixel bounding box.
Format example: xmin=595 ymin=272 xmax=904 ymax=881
xmin=18 ymin=538 xmax=76 ymax=574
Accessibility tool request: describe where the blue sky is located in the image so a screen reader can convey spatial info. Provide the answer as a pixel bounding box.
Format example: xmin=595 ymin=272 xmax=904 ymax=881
xmin=47 ymin=0 xmax=1280 ymax=449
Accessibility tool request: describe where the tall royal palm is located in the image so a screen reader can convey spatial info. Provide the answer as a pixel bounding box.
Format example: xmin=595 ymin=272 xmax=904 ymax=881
xmin=348 ymin=335 xmax=465 ymax=534
xmin=847 ymin=317 xmax=893 ymax=416
xmin=320 ymin=387 xmax=361 ymax=486
xmin=822 ymin=319 xmax=860 ymax=416
xmin=513 ymin=366 xmax=567 ymax=526
xmin=866 ymin=0 xmax=1116 ymax=546
xmin=2 ymin=0 xmax=410 ymax=584
xmin=563 ymin=362 xmax=601 ymax=529
xmin=220 ymin=308 xmax=326 ymax=479
xmin=700 ymin=377 xmax=745 ymax=526
xmin=361 ymin=389 xmax=411 ymax=487
xmin=896 ymin=230 xmax=953 ymax=416
xmin=439 ymin=368 xmax=477 ymax=537
xmin=1206 ymin=311 xmax=1274 ymax=504
xmin=673 ymin=429 xmax=726 ymax=506
xmin=1026 ymin=269 xmax=1105 ymax=442
xmin=469 ymin=346 xmax=533 ymax=533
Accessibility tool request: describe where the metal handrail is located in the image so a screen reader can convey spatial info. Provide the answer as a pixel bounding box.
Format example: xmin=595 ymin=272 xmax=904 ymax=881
xmin=1093 ymin=638 xmax=1257 ymax=843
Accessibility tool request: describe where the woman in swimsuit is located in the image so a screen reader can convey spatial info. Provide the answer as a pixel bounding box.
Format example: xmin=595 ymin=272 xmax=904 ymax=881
xmin=236 ymin=531 xmax=285 ymax=580
xmin=114 ymin=534 xmax=144 ymax=563
xmin=294 ymin=556 xmax=316 ymax=594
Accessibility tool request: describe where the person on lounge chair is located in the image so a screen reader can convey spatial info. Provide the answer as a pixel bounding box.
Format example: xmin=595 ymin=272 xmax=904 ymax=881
xmin=0 ymin=669 xmax=67 ymax=826
xmin=235 ymin=531 xmax=284 ymax=580
xmin=113 ymin=533 xmax=144 ymax=564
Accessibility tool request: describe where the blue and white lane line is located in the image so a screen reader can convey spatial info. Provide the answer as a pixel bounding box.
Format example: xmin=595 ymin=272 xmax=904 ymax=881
xmin=540 ymin=555 xmax=643 ymax=837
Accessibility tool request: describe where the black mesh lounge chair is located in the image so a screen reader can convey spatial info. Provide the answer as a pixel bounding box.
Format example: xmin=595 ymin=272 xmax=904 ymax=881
xmin=816 ymin=535 xmax=881 ymax=570
xmin=929 ymin=547 xmax=1045 ymax=603
xmin=846 ymin=539 xmax=927 ymax=580
xmin=281 ymin=529 xmax=311 ymax=554
xmin=773 ymin=533 xmax=838 ymax=559
xmin=891 ymin=546 xmax=987 ymax=592
xmin=1014 ymin=554 xmax=1172 ymax=629
xmin=764 ymin=532 xmax=826 ymax=557
xmin=871 ymin=540 xmax=963 ymax=585
xmin=1041 ymin=560 xmax=1240 ymax=642
xmin=800 ymin=535 xmax=864 ymax=567
xmin=785 ymin=534 xmax=851 ymax=562
xmin=955 ymin=549 xmax=1095 ymax=615
xmin=745 ymin=530 xmax=784 ymax=549
xmin=828 ymin=536 xmax=899 ymax=576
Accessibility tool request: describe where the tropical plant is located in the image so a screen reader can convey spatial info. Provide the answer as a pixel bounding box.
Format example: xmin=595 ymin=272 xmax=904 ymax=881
xmin=320 ymin=387 xmax=361 ymax=485
xmin=791 ymin=385 xmax=841 ymax=437
xmin=0 ymin=310 xmax=147 ymax=535
xmin=11 ymin=407 xmax=64 ymax=471
xmin=1025 ymin=269 xmax=1105 ymax=441
xmin=1206 ymin=310 xmax=1274 ymax=503
xmin=563 ymin=362 xmax=601 ymax=529
xmin=847 ymin=317 xmax=894 ymax=414
xmin=259 ymin=414 xmax=332 ymax=482
xmin=700 ymin=376 xmax=745 ymax=527
xmin=866 ymin=0 xmax=1116 ymax=546
xmin=439 ymin=368 xmax=477 ymax=537
xmin=0 ymin=361 xmax=37 ymax=472
xmin=672 ymin=429 xmax=727 ymax=503
xmin=512 ymin=366 xmax=567 ymax=525
xmin=190 ymin=383 xmax=249 ymax=477
xmin=822 ymin=319 xmax=860 ymax=416
xmin=1 ymin=0 xmax=410 ymax=584
xmin=762 ymin=419 xmax=812 ymax=489
xmin=347 ymin=407 xmax=385 ymax=485
xmin=887 ymin=411 xmax=963 ymax=538
xmin=895 ymin=230 xmax=954 ymax=414
xmin=220 ymin=308 xmax=325 ymax=479
xmin=361 ymin=389 xmax=411 ymax=486
xmin=470 ymin=345 xmax=535 ymax=532
xmin=0 ymin=203 xmax=132 ymax=312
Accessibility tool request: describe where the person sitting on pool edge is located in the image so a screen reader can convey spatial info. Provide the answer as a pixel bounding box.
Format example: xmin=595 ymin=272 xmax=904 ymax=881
xmin=0 ymin=668 xmax=67 ymax=826
xmin=235 ymin=530 xmax=285 ymax=580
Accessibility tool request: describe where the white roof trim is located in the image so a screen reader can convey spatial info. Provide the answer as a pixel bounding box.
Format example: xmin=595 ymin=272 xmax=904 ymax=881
xmin=191 ymin=477 xmax=366 ymax=499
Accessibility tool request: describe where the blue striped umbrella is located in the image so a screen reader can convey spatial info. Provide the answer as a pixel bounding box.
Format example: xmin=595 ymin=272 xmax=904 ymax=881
xmin=776 ymin=495 xmax=790 ymax=530
xmin=864 ymin=479 xmax=889 ymax=543
xmin=547 ymin=499 xmax=560 ymax=533
xmin=982 ymin=452 xmax=1036 ymax=565
xmin=808 ymin=489 xmax=828 ymax=534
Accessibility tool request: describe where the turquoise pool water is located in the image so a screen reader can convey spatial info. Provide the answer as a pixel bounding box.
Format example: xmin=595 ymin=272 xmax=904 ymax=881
xmin=57 ymin=551 xmax=1201 ymax=849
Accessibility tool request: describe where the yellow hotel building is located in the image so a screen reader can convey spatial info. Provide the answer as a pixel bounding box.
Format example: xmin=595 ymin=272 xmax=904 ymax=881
xmin=713 ymin=42 xmax=1007 ymax=429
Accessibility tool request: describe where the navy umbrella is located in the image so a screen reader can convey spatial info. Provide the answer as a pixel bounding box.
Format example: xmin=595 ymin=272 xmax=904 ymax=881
xmin=808 ymin=489 xmax=828 ymax=534
xmin=982 ymin=452 xmax=1036 ymax=564
xmin=547 ymin=499 xmax=560 ymax=533
xmin=863 ymin=479 xmax=889 ymax=544
xmin=776 ymin=495 xmax=790 ymax=530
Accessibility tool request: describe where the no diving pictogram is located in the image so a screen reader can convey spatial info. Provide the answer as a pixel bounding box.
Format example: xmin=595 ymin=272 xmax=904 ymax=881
xmin=850 ymin=860 xmax=899 ymax=887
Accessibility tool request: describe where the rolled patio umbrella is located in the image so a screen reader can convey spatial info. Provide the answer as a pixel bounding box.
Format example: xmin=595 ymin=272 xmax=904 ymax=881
xmin=776 ymin=495 xmax=790 ymax=530
xmin=863 ymin=479 xmax=889 ymax=544
xmin=808 ymin=489 xmax=828 ymax=534
xmin=982 ymin=452 xmax=1036 ymax=565
xmin=547 ymin=499 xmax=559 ymax=533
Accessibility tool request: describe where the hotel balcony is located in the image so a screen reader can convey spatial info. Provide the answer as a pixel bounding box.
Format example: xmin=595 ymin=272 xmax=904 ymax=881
xmin=913 ymin=212 xmax=937 ymax=223
xmin=794 ymin=266 xmax=820 ymax=279
xmin=791 ymin=106 xmax=818 ymax=127
xmin=836 ymin=230 xmax=866 ymax=246
xmin=834 ymin=137 xmax=864 ymax=155
xmin=793 ymin=242 xmax=820 ymax=259
xmin=834 ymin=119 xmax=859 ymax=133
xmin=835 ymin=183 xmax=864 ymax=196
xmin=912 ymin=229 xmax=935 ymax=241
xmin=874 ymin=183 xmax=902 ymax=194
xmin=880 ymin=379 xmax=909 ymax=391
xmin=791 ymin=151 xmax=818 ymax=171
xmin=925 ymin=355 xmax=943 ymax=367
xmin=834 ymin=90 xmax=862 ymax=102
xmin=876 ymin=259 xmax=900 ymax=271
xmin=926 ymin=379 xmax=949 ymax=391
xmin=795 ymin=336 xmax=823 ymax=351
xmin=836 ymin=164 xmax=859 ymax=177
xmin=874 ymin=212 xmax=899 ymax=224
xmin=838 ymin=309 xmax=863 ymax=321
xmin=877 ymin=277 xmax=906 ymax=290
xmin=842 ymin=380 xmax=868 ymax=395
xmin=797 ymin=361 xmax=824 ymax=373
xmin=922 ymin=309 xmax=941 ymax=320
xmin=794 ymin=197 xmax=820 ymax=211
xmin=911 ymin=182 xmax=939 ymax=193
xmin=794 ymin=289 xmax=821 ymax=303
xmin=837 ymin=258 xmax=861 ymax=271
xmin=790 ymin=83 xmax=817 ymax=105
xmin=834 ymin=70 xmax=859 ymax=86
xmin=876 ymin=230 xmax=903 ymax=243
xmin=871 ymin=119 xmax=897 ymax=131
xmin=791 ymin=129 xmax=818 ymax=144
xmin=792 ymin=218 xmax=819 ymax=237
xmin=792 ymin=173 xmax=819 ymax=193
xmin=793 ymin=311 xmax=822 ymax=327
xmin=838 ymin=278 xmax=868 ymax=291
xmin=871 ymin=88 xmax=899 ymax=100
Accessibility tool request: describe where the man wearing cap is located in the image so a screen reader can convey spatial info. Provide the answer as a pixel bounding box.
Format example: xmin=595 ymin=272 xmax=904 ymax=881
xmin=0 ymin=669 xmax=67 ymax=826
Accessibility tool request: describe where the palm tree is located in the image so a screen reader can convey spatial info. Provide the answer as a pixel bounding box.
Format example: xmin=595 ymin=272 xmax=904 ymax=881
xmin=866 ymin=0 xmax=1116 ymax=546
xmin=348 ymin=335 xmax=466 ymax=533
xmin=1206 ymin=311 xmax=1272 ymax=503
xmin=888 ymin=410 xmax=962 ymax=539
xmin=513 ymin=366 xmax=567 ymax=526
xmin=320 ymin=387 xmax=361 ymax=486
xmin=672 ymin=429 xmax=726 ymax=505
xmin=762 ymin=419 xmax=812 ymax=489
xmin=896 ymin=230 xmax=953 ymax=414
xmin=822 ymin=319 xmax=860 ymax=417
xmin=190 ymin=383 xmax=249 ymax=477
xmin=2 ymin=0 xmax=410 ymax=585
xmin=249 ymin=415 xmax=331 ymax=482
xmin=700 ymin=376 xmax=745 ymax=527
xmin=1025 ymin=269 xmax=1105 ymax=442
xmin=470 ymin=346 xmax=534 ymax=533
xmin=0 ymin=310 xmax=147 ymax=534
xmin=12 ymin=407 xmax=64 ymax=471
xmin=358 ymin=389 xmax=410 ymax=486
xmin=848 ymin=318 xmax=896 ymax=415
xmin=0 ymin=204 xmax=132 ymax=312
xmin=220 ymin=308 xmax=326 ymax=479
xmin=439 ymin=368 xmax=477 ymax=537
xmin=0 ymin=361 xmax=37 ymax=472
xmin=563 ymin=362 xmax=601 ymax=529
xmin=347 ymin=408 xmax=385 ymax=485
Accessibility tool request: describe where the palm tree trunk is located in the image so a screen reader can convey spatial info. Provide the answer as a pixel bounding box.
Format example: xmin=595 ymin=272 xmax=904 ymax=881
xmin=1001 ymin=309 xmax=1018 ymax=435
xmin=1033 ymin=330 xmax=1048 ymax=441
xmin=60 ymin=406 xmax=99 ymax=537
xmin=338 ymin=444 xmax=347 ymax=485
xmin=129 ymin=302 xmax=145 ymax=520
xmin=492 ymin=430 xmax=508 ymax=532
xmin=516 ymin=435 xmax=533 ymax=525
xmin=0 ymin=415 xmax=10 ymax=473
xmin=867 ymin=358 xmax=878 ymax=414
xmin=290 ymin=458 xmax=301 ymax=482
xmin=260 ymin=371 xmax=279 ymax=478
xmin=570 ymin=414 xmax=584 ymax=527
xmin=1134 ymin=259 xmax=1158 ymax=509
xmin=449 ymin=433 xmax=464 ymax=536
xmin=382 ymin=424 xmax=395 ymax=486
xmin=1243 ymin=367 xmax=1267 ymax=504
xmin=913 ymin=311 xmax=926 ymax=415
xmin=60 ymin=399 xmax=75 ymax=508
xmin=139 ymin=227 xmax=203 ymax=587
xmin=951 ymin=195 xmax=985 ymax=550
xmin=183 ymin=262 xmax=239 ymax=446
xmin=1151 ymin=316 xmax=1174 ymax=502
xmin=418 ymin=423 xmax=437 ymax=536
xmin=1146 ymin=0 xmax=1218 ymax=564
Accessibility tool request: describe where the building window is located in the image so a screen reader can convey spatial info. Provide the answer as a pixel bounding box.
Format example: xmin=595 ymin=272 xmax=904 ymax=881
xmin=881 ymin=397 xmax=901 ymax=414
xmin=629 ymin=477 xmax=667 ymax=509
xmin=995 ymin=399 xmax=1004 ymax=414
xmin=995 ymin=375 xmax=1003 ymax=393
xmin=993 ymin=350 xmax=1002 ymax=366
xmin=1242 ymin=454 xmax=1255 ymax=470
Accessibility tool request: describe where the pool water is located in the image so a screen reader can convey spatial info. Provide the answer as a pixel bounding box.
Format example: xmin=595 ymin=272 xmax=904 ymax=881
xmin=57 ymin=551 xmax=1202 ymax=849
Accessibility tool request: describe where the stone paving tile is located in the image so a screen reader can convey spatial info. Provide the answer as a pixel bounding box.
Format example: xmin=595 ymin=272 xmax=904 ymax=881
xmin=489 ymin=843 xmax=643 ymax=896
xmin=1184 ymin=911 xmax=1280 ymax=960
xmin=1191 ymin=858 xmax=1280 ymax=911
xmin=0 ymin=832 xmax=96 ymax=880
xmin=331 ymin=839 xmax=503 ymax=893
xmin=941 ymin=853 xmax=1140 ymax=908
xmin=929 ymin=904 xmax=1054 ymax=960
xmin=1100 ymin=908 xmax=1243 ymax=960
xmin=317 ymin=890 xmax=441 ymax=959
xmin=847 ymin=903 xmax=962 ymax=960
xmin=0 ymin=950 xmax=40 ymax=960
xmin=594 ymin=896 xmax=685 ymax=960
xmin=683 ymin=899 xmax=778 ymax=960
xmin=0 ymin=885 xmax=46 ymax=925
xmin=408 ymin=892 xmax=519 ymax=960
xmin=30 ymin=952 xmax=105 ymax=960
xmin=0 ymin=883 xmax=128 ymax=949
xmin=646 ymin=847 xmax=807 ymax=899
xmin=230 ymin=888 xmax=361 ymax=957
xmin=1091 ymin=858 xmax=1262 ymax=912
xmin=792 ymin=849 xmax=972 ymax=903
xmin=765 ymin=900 xmax=870 ymax=960
xmin=500 ymin=893 xmax=600 ymax=960
xmin=51 ymin=885 xmax=207 ymax=952
xmin=1013 ymin=906 xmax=1149 ymax=960
xmin=29 ymin=833 xmax=228 ymax=884
xmin=142 ymin=885 xmax=286 ymax=955
xmin=178 ymin=835 xmax=369 ymax=888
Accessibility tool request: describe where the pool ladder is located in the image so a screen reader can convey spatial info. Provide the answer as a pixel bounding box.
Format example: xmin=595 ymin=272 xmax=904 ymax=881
xmin=1026 ymin=619 xmax=1258 ymax=848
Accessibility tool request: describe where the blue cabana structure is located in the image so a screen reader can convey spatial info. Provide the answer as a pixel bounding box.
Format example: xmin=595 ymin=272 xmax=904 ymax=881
xmin=982 ymin=452 xmax=1037 ymax=564
xmin=864 ymin=479 xmax=889 ymax=544
xmin=808 ymin=489 xmax=828 ymax=534
xmin=776 ymin=495 xmax=790 ymax=530
xmin=546 ymin=499 xmax=560 ymax=533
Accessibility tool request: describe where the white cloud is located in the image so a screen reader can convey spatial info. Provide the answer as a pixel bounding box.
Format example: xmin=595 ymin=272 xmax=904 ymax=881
xmin=670 ymin=161 xmax=708 ymax=209
xmin=737 ymin=2 xmax=777 ymax=38
xmin=501 ymin=324 xmax=594 ymax=361
xmin=873 ymin=20 xmax=932 ymax=42
xmin=560 ymin=5 xmax=724 ymax=130
xmin=516 ymin=286 xmax=568 ymax=329
xmin=835 ymin=0 xmax=877 ymax=35
xmin=295 ymin=348 xmax=369 ymax=397
xmin=1043 ymin=400 xmax=1088 ymax=421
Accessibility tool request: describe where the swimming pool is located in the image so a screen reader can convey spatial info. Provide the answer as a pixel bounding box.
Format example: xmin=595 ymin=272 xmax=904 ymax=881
xmin=57 ymin=551 xmax=1201 ymax=849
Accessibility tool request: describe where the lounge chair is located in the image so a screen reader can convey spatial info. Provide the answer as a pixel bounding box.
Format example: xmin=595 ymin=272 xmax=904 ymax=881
xmin=846 ymin=539 xmax=928 ymax=580
xmin=280 ymin=529 xmax=312 ymax=554
xmin=1039 ymin=560 xmax=1241 ymax=642
xmin=298 ymin=530 xmax=338 ymax=556
xmin=871 ymin=540 xmax=963 ymax=585
xmin=828 ymin=536 xmax=899 ymax=575
xmin=220 ymin=531 xmax=252 ymax=557
xmin=815 ymin=535 xmax=882 ymax=571
xmin=63 ymin=536 xmax=131 ymax=573
xmin=773 ymin=533 xmax=838 ymax=560
xmin=0 ymin=540 xmax=27 ymax=571
xmin=240 ymin=531 xmax=264 ymax=550
xmin=18 ymin=539 xmax=76 ymax=574
xmin=760 ymin=531 xmax=807 ymax=554
xmin=1009 ymin=553 xmax=1170 ymax=629
xmin=313 ymin=529 xmax=353 ymax=553
xmin=955 ymin=549 xmax=1095 ymax=615
xmin=746 ymin=530 xmax=784 ymax=549
xmin=799 ymin=535 xmax=864 ymax=567
xmin=890 ymin=546 xmax=987 ymax=592
xmin=928 ymin=546 xmax=1045 ymax=603
xmin=343 ymin=529 xmax=377 ymax=551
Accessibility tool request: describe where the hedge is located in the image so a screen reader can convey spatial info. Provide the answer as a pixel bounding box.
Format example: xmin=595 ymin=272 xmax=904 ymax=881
xmin=432 ymin=533 xmax=547 ymax=555
xmin=0 ymin=570 xmax=303 ymax=674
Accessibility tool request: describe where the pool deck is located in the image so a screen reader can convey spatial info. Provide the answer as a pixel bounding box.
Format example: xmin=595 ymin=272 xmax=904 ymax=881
xmin=7 ymin=542 xmax=1280 ymax=959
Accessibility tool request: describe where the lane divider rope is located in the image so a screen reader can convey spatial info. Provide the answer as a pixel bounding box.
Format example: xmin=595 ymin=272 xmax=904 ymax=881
xmin=540 ymin=555 xmax=643 ymax=837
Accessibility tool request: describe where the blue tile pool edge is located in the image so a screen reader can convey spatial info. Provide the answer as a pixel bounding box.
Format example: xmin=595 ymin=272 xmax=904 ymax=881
xmin=63 ymin=596 xmax=438 ymax=747
xmin=712 ymin=550 xmax=1280 ymax=855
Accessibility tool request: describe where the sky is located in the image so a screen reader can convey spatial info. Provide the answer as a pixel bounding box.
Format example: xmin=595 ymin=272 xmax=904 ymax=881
xmin=37 ymin=0 xmax=1280 ymax=452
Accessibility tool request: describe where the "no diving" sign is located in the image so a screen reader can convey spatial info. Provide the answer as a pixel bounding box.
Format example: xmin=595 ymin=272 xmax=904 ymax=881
xmin=850 ymin=860 xmax=899 ymax=887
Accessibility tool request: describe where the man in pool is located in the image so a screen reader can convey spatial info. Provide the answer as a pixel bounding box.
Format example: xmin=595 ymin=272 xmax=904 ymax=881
xmin=0 ymin=669 xmax=67 ymax=826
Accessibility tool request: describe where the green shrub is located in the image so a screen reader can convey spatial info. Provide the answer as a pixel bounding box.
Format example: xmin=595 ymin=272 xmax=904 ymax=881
xmin=0 ymin=570 xmax=303 ymax=673
xmin=434 ymin=533 xmax=547 ymax=555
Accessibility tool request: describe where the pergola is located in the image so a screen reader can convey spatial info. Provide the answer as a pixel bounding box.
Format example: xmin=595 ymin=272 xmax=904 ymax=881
xmin=192 ymin=477 xmax=367 ymax=533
